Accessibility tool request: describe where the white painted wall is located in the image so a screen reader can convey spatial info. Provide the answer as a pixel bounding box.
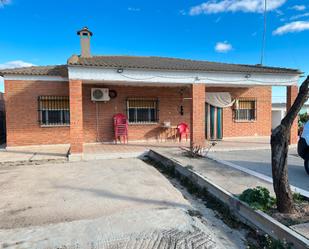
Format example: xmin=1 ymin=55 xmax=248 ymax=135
xmin=272 ymin=104 xmax=309 ymax=129
xmin=272 ymin=110 xmax=286 ymax=129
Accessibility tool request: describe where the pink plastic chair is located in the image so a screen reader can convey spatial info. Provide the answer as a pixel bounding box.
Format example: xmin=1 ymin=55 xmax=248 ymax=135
xmin=113 ymin=113 xmax=128 ymax=144
xmin=177 ymin=122 xmax=189 ymax=142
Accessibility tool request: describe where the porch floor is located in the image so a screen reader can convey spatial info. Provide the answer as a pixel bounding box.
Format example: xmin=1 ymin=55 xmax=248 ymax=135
xmin=0 ymin=137 xmax=272 ymax=164
xmin=83 ymin=136 xmax=271 ymax=160
xmin=83 ymin=141 xmax=190 ymax=160
xmin=0 ymin=144 xmax=69 ymax=165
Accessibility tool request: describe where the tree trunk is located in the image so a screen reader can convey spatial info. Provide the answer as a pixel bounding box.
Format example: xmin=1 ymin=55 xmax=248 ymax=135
xmin=271 ymin=76 xmax=309 ymax=213
xmin=271 ymin=126 xmax=294 ymax=213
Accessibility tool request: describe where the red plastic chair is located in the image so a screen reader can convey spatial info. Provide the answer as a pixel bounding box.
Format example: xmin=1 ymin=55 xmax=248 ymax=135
xmin=113 ymin=113 xmax=128 ymax=144
xmin=177 ymin=122 xmax=189 ymax=142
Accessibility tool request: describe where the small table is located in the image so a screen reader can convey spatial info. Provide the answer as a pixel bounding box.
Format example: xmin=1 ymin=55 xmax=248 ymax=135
xmin=160 ymin=125 xmax=178 ymax=142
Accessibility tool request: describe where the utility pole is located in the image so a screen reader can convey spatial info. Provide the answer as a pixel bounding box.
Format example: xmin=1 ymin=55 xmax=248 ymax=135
xmin=260 ymin=0 xmax=267 ymax=65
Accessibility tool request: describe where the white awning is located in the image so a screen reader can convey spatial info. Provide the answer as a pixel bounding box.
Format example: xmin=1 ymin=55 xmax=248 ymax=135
xmin=206 ymin=92 xmax=235 ymax=108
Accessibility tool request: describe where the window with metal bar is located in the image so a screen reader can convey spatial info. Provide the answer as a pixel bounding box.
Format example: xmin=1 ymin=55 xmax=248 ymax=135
xmin=234 ymin=99 xmax=257 ymax=121
xmin=38 ymin=96 xmax=70 ymax=126
xmin=127 ymin=98 xmax=159 ymax=124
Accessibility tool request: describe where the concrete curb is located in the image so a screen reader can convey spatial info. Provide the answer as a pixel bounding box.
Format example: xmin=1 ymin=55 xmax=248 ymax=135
xmin=82 ymin=151 xmax=148 ymax=161
xmin=0 ymin=158 xmax=68 ymax=167
xmin=148 ymin=150 xmax=309 ymax=249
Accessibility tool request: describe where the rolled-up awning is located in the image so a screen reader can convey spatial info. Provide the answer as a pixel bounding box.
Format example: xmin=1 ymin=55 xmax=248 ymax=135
xmin=206 ymin=92 xmax=235 ymax=108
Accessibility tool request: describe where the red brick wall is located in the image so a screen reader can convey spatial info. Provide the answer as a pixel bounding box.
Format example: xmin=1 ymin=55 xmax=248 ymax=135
xmin=4 ymin=80 xmax=70 ymax=146
xmin=207 ymin=86 xmax=272 ymax=138
xmin=82 ymin=84 xmax=191 ymax=142
xmin=287 ymin=85 xmax=298 ymax=144
xmin=4 ymin=80 xmax=272 ymax=146
xmin=70 ymin=80 xmax=84 ymax=153
xmin=190 ymin=84 xmax=205 ymax=147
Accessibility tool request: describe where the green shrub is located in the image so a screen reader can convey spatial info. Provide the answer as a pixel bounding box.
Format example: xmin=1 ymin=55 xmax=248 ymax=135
xmin=239 ymin=187 xmax=275 ymax=212
xmin=298 ymin=113 xmax=309 ymax=127
xmin=293 ymin=192 xmax=304 ymax=204
xmin=247 ymin=234 xmax=292 ymax=249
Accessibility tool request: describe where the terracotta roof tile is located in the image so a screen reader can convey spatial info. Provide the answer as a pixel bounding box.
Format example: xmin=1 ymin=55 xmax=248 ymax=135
xmin=0 ymin=56 xmax=301 ymax=77
xmin=0 ymin=65 xmax=68 ymax=77
xmin=68 ymin=55 xmax=301 ymax=74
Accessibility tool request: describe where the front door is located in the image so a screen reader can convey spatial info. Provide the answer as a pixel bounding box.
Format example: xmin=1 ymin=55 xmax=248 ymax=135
xmin=205 ymin=103 xmax=223 ymax=140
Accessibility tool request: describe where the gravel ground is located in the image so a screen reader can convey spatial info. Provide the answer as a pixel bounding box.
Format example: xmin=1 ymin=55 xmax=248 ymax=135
xmin=0 ymin=159 xmax=246 ymax=249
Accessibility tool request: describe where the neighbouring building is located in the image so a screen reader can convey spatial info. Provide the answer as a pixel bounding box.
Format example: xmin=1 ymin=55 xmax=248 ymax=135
xmin=0 ymin=27 xmax=302 ymax=159
xmin=0 ymin=92 xmax=5 ymax=143
xmin=272 ymin=102 xmax=309 ymax=129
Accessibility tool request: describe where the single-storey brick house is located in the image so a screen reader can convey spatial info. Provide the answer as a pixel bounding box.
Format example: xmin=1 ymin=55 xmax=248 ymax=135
xmin=0 ymin=27 xmax=301 ymax=159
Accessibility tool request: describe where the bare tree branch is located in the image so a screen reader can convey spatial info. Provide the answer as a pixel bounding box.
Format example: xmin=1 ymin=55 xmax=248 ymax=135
xmin=282 ymin=76 xmax=309 ymax=128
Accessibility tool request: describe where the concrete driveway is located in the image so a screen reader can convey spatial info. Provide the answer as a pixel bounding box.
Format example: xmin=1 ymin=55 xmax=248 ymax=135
xmin=0 ymin=158 xmax=245 ymax=249
xmin=0 ymin=158 xmax=190 ymax=229
xmin=208 ymin=149 xmax=309 ymax=194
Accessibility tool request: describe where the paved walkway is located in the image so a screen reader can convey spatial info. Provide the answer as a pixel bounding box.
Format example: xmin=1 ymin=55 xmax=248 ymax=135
xmin=152 ymin=148 xmax=309 ymax=239
xmin=0 ymin=137 xmax=272 ymax=164
xmin=207 ymin=149 xmax=309 ymax=196
xmin=154 ymin=148 xmax=274 ymax=196
xmin=0 ymin=144 xmax=69 ymax=164
xmin=210 ymin=137 xmax=271 ymax=152
xmin=83 ymin=142 xmax=189 ymax=160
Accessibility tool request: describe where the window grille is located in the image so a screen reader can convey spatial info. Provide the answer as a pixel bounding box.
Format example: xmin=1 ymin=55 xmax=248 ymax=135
xmin=127 ymin=98 xmax=159 ymax=124
xmin=234 ymin=99 xmax=257 ymax=121
xmin=38 ymin=96 xmax=70 ymax=126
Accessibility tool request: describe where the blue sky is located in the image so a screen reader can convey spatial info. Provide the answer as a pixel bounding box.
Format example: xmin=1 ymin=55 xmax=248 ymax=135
xmin=0 ymin=0 xmax=309 ymax=102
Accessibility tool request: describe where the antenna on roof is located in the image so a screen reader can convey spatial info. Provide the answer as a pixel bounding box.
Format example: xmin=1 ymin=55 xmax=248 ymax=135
xmin=260 ymin=0 xmax=267 ymax=66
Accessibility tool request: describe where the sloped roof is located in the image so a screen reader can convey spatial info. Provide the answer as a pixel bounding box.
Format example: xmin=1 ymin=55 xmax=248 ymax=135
xmin=0 ymin=65 xmax=68 ymax=77
xmin=0 ymin=55 xmax=301 ymax=77
xmin=67 ymin=55 xmax=301 ymax=74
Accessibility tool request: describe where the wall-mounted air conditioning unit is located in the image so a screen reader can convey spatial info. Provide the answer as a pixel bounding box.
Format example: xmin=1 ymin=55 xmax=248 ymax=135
xmin=91 ymin=88 xmax=110 ymax=102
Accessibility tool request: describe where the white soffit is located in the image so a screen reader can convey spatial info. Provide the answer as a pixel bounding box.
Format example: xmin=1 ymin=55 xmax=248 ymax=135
xmin=68 ymin=66 xmax=299 ymax=86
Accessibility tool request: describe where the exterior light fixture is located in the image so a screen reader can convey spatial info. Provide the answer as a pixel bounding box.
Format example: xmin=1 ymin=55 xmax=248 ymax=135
xmin=117 ymin=68 xmax=124 ymax=73
xmin=245 ymin=74 xmax=251 ymax=79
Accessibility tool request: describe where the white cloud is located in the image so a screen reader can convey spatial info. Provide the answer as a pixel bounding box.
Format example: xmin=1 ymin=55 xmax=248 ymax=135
xmin=291 ymin=5 xmax=306 ymax=11
xmin=215 ymin=41 xmax=232 ymax=53
xmin=0 ymin=60 xmax=34 ymax=69
xmin=189 ymin=0 xmax=286 ymax=15
xmin=0 ymin=0 xmax=11 ymax=8
xmin=290 ymin=12 xmax=309 ymax=20
xmin=273 ymin=21 xmax=309 ymax=35
xmin=128 ymin=7 xmax=140 ymax=12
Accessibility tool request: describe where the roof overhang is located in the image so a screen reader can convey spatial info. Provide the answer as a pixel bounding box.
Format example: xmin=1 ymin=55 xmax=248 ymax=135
xmin=1 ymin=75 xmax=68 ymax=82
xmin=68 ymin=65 xmax=300 ymax=87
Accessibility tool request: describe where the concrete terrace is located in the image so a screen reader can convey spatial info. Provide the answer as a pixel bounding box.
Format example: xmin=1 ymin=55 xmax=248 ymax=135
xmin=0 ymin=137 xmax=272 ymax=164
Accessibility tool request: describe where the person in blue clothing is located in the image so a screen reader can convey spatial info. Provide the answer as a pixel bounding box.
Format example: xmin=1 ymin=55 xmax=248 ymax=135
xmin=298 ymin=120 xmax=309 ymax=175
